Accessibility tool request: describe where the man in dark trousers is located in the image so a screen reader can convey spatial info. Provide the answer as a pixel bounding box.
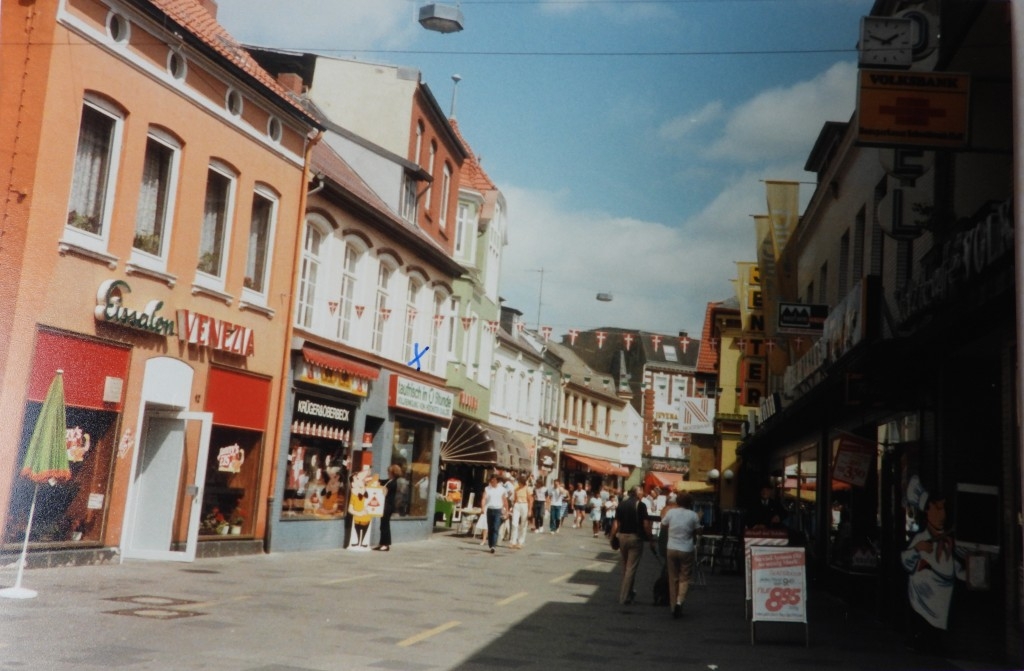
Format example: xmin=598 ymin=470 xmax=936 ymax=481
xmin=609 ymin=485 xmax=655 ymax=605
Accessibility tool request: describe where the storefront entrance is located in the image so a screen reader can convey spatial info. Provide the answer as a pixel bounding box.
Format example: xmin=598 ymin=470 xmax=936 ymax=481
xmin=123 ymin=409 xmax=211 ymax=562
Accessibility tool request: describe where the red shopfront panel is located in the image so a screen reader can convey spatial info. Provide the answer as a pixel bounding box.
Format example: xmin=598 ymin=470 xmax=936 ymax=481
xmin=205 ymin=366 xmax=271 ymax=431
xmin=28 ymin=330 xmax=132 ymax=410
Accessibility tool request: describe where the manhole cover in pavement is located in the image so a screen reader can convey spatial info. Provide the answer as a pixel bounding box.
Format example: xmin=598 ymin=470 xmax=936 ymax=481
xmin=105 ymin=595 xmax=198 ymax=606
xmin=105 ymin=607 xmax=205 ymax=620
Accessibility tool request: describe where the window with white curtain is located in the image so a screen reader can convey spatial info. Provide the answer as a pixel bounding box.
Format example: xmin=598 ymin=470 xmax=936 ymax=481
xmin=372 ymin=260 xmax=394 ymax=354
xmin=336 ymin=241 xmax=361 ymax=342
xmin=197 ymin=164 xmax=235 ymax=282
xmin=66 ymin=98 xmax=123 ymax=247
xmin=296 ymin=221 xmax=324 ymax=329
xmin=428 ymin=291 xmax=446 ymax=372
xmin=404 ymin=277 xmax=423 ymax=364
xmin=133 ymin=131 xmax=179 ymax=260
xmin=439 ymin=164 xmax=451 ymax=231
xmin=244 ymin=188 xmax=277 ymax=297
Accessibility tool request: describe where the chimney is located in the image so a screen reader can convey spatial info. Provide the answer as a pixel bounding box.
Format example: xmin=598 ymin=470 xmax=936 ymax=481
xmin=198 ymin=0 xmax=218 ymax=19
xmin=278 ymin=73 xmax=304 ymax=95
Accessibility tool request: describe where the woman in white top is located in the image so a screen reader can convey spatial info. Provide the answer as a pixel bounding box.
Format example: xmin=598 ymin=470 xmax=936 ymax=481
xmin=660 ymin=491 xmax=702 ymax=618
xmin=481 ymin=474 xmax=509 ymax=554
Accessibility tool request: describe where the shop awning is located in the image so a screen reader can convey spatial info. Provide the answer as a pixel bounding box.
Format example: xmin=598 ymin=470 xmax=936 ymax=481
xmin=563 ymin=452 xmax=630 ymax=478
xmin=301 ymin=346 xmax=380 ymax=380
xmin=672 ymin=480 xmax=714 ymax=494
xmin=441 ymin=417 xmax=531 ymax=469
xmin=646 ymin=470 xmax=684 ymax=490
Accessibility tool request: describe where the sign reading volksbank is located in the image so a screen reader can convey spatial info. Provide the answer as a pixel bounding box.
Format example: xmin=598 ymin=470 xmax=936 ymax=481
xmin=388 ymin=375 xmax=454 ymax=420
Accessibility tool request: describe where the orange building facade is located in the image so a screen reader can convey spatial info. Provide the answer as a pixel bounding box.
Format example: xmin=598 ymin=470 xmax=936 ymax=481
xmin=0 ymin=0 xmax=320 ymax=562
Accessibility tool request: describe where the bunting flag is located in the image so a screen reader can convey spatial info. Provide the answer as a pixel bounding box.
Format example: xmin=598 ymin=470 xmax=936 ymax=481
xmin=765 ymin=338 xmax=777 ymax=352
xmin=379 ymin=307 xmax=392 ymax=321
xmin=541 ymin=326 xmax=552 ymax=341
xmin=327 ymin=300 xmax=339 ymax=315
xmin=679 ymin=335 xmax=691 ymax=353
xmin=734 ymin=337 xmax=747 ymax=351
xmin=515 ymin=321 xmax=525 ymax=333
xmin=568 ymin=328 xmax=580 ymax=345
xmin=710 ymin=337 xmax=718 ymax=350
xmin=461 ymin=316 xmax=473 ymax=331
xmin=433 ymin=314 xmax=445 ymax=329
xmin=355 ymin=305 xmax=365 ymax=319
xmin=623 ymin=333 xmax=634 ymax=351
xmin=486 ymin=320 xmax=499 ymax=334
xmin=651 ymin=334 xmax=662 ymax=352
xmin=407 ymin=307 xmax=418 ymax=322
xmin=596 ymin=331 xmax=607 ymax=348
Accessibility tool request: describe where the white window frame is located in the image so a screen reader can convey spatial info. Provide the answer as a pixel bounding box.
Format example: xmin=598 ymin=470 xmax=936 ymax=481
xmin=439 ymin=164 xmax=451 ymax=231
xmin=428 ymin=290 xmax=448 ymax=373
xmin=194 ymin=161 xmax=237 ymax=292
xmin=130 ymin=129 xmax=180 ymax=270
xmin=403 ymin=275 xmax=425 ymax=365
xmin=63 ymin=96 xmax=124 ymax=253
xmin=425 ymin=142 xmax=436 ymax=212
xmin=401 ymin=174 xmax=417 ymax=223
xmin=296 ymin=215 xmax=328 ymax=330
xmin=335 ymin=236 xmax=366 ymax=343
xmin=372 ymin=255 xmax=398 ymax=355
xmin=241 ymin=185 xmax=279 ymax=305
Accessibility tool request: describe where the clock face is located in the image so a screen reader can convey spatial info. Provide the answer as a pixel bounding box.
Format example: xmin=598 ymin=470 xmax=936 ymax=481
xmin=859 ymin=17 xmax=913 ymax=68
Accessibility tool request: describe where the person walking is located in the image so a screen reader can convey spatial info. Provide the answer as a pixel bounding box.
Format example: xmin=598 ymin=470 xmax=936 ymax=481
xmin=481 ymin=473 xmax=509 ymax=554
xmin=572 ymin=482 xmax=589 ymax=528
xmin=609 ymin=485 xmax=654 ymax=605
xmin=589 ymin=487 xmax=603 ymax=537
xmin=510 ymin=475 xmax=533 ymax=549
xmin=532 ymin=477 xmax=548 ymax=532
xmin=661 ymin=492 xmax=702 ymax=618
xmin=548 ymin=480 xmax=567 ymax=533
xmin=372 ymin=463 xmax=402 ymax=551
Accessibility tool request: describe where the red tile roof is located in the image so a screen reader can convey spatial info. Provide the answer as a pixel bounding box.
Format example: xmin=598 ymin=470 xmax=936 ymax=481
xmin=696 ymin=301 xmax=721 ymax=374
xmin=449 ymin=119 xmax=495 ymax=191
xmin=149 ymin=0 xmax=319 ymax=123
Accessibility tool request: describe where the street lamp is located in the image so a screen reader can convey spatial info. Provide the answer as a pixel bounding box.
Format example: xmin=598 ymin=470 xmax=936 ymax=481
xmin=419 ymin=3 xmax=464 ymax=33
xmin=708 ymin=468 xmax=721 ymax=531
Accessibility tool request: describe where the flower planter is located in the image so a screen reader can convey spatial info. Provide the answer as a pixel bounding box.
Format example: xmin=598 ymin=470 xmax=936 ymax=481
xmin=230 ymin=525 xmax=242 ymax=535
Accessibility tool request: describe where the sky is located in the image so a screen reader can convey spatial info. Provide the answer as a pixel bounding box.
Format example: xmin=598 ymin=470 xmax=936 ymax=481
xmin=215 ymin=0 xmax=872 ymax=338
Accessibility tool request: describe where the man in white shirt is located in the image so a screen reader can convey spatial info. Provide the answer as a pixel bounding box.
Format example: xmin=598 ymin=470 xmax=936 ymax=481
xmin=481 ymin=473 xmax=509 ymax=554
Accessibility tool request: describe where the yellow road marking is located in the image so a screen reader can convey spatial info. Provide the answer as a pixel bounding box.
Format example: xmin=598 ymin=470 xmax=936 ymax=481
xmin=550 ymin=572 xmax=573 ymax=583
xmin=496 ymin=591 xmax=528 ymax=606
xmin=324 ymin=573 xmax=378 ymax=584
xmin=398 ymin=620 xmax=461 ymax=647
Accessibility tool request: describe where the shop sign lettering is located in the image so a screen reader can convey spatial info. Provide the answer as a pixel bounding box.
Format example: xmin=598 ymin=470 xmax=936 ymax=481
xmin=296 ymin=398 xmax=350 ymax=422
xmin=94 ymin=279 xmax=176 ymax=336
xmin=388 ymin=375 xmax=454 ymax=420
xmin=176 ymin=309 xmax=255 ymax=356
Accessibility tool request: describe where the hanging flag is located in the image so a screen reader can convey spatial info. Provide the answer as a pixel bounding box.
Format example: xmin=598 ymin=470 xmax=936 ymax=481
xmin=623 ymin=333 xmax=634 ymax=351
xmin=710 ymin=337 xmax=718 ymax=351
xmin=407 ymin=307 xmax=418 ymax=322
xmin=327 ymin=301 xmax=339 ymax=315
xmin=734 ymin=337 xmax=747 ymax=352
xmin=596 ymin=331 xmax=607 ymax=348
xmin=355 ymin=305 xmax=365 ymax=319
xmin=541 ymin=326 xmax=552 ymax=341
xmin=679 ymin=335 xmax=691 ymax=353
xmin=379 ymin=307 xmax=392 ymax=321
xmin=765 ymin=338 xmax=777 ymax=352
xmin=515 ymin=321 xmax=525 ymax=333
xmin=486 ymin=320 xmax=499 ymax=334
xmin=676 ymin=395 xmax=716 ymax=434
xmin=433 ymin=314 xmax=445 ymax=328
xmin=461 ymin=316 xmax=473 ymax=330
xmin=651 ymin=335 xmax=662 ymax=352
xmin=568 ymin=328 xmax=580 ymax=345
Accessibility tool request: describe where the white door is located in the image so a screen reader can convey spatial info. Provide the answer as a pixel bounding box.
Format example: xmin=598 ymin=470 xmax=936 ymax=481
xmin=124 ymin=410 xmax=211 ymax=562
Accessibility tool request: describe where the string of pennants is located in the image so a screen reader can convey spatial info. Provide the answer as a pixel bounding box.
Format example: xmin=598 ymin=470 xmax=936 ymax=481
xmin=322 ymin=300 xmax=802 ymax=354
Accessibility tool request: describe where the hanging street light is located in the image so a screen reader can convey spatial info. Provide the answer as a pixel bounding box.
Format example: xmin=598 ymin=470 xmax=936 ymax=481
xmin=419 ymin=3 xmax=464 ymax=33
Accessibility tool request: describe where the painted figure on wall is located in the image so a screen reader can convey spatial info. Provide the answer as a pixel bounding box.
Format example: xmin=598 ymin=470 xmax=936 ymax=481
xmin=901 ymin=475 xmax=965 ymax=650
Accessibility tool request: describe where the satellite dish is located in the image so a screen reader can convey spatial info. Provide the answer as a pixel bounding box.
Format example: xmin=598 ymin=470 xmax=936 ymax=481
xmin=596 ymin=293 xmax=613 ymax=302
xmin=419 ymin=3 xmax=464 ymax=33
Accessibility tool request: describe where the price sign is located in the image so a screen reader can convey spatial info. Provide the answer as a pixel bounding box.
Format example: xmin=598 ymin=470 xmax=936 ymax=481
xmin=831 ymin=435 xmax=875 ymax=487
xmin=750 ymin=547 xmax=807 ymax=623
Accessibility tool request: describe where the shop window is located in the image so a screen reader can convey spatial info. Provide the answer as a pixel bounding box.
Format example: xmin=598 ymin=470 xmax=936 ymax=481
xmin=828 ymin=433 xmax=879 ymax=573
xmin=199 ymin=427 xmax=262 ymax=537
xmin=392 ymin=418 xmax=434 ymax=518
xmin=4 ymin=406 xmax=118 ymax=547
xmin=281 ymin=394 xmax=353 ymax=521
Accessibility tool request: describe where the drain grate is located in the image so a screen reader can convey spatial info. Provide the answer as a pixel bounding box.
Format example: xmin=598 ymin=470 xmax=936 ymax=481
xmin=104 ymin=595 xmax=204 ymax=619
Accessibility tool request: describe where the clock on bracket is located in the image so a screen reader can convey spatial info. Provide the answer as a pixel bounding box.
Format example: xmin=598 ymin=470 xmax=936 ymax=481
xmin=859 ymin=16 xmax=913 ymax=69
xmin=897 ymin=8 xmax=940 ymax=70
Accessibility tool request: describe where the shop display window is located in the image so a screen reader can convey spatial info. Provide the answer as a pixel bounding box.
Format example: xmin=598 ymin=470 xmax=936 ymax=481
xmin=827 ymin=432 xmax=880 ymax=572
xmin=281 ymin=435 xmax=349 ymax=520
xmin=392 ymin=419 xmax=434 ymax=518
xmin=200 ymin=426 xmax=263 ymax=537
xmin=3 ymin=405 xmax=117 ymax=547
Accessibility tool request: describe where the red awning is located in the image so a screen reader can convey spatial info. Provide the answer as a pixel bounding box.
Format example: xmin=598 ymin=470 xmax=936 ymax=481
xmin=302 ymin=346 xmax=380 ymax=381
xmin=646 ymin=471 xmax=683 ymax=489
xmin=564 ymin=452 xmax=630 ymax=478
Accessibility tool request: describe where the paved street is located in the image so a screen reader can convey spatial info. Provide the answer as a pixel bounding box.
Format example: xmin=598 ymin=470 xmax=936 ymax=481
xmin=0 ymin=526 xmax=990 ymax=671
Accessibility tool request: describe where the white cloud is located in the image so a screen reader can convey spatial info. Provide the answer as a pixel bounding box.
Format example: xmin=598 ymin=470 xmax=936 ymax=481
xmin=658 ymin=101 xmax=723 ymax=142
xmin=706 ymin=61 xmax=857 ymax=164
xmin=215 ymin=1 xmax=417 ymax=52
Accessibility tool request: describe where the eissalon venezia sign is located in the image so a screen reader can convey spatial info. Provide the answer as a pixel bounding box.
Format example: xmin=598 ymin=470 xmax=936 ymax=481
xmin=95 ymin=279 xmax=255 ymax=356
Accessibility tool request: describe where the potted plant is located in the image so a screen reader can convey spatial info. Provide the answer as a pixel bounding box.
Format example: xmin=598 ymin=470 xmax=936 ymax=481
xmin=229 ymin=511 xmax=244 ymax=535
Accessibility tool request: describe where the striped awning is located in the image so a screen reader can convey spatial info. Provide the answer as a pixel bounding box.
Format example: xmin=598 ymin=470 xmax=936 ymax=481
xmin=301 ymin=346 xmax=380 ymax=380
xmin=563 ymin=451 xmax=630 ymax=478
xmin=441 ymin=417 xmax=531 ymax=469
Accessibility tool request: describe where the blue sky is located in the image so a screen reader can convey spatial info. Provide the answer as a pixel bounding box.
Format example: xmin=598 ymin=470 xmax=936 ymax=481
xmin=216 ymin=0 xmax=870 ymax=336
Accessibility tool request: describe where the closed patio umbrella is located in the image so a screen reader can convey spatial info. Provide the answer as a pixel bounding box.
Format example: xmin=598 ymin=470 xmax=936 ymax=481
xmin=1 ymin=370 xmax=71 ymax=599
